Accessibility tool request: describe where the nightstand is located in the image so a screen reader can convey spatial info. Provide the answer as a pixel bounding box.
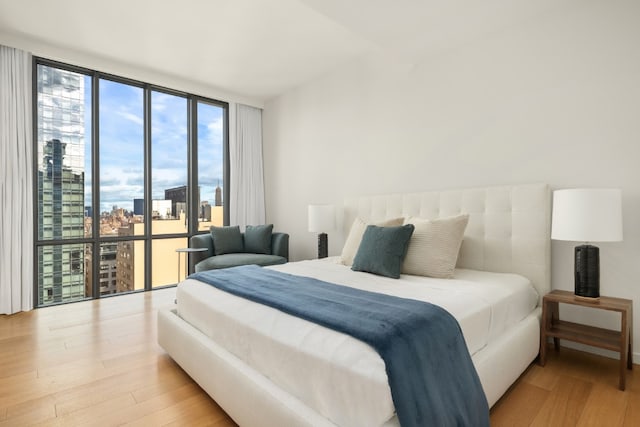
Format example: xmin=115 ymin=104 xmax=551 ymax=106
xmin=540 ymin=289 xmax=633 ymax=390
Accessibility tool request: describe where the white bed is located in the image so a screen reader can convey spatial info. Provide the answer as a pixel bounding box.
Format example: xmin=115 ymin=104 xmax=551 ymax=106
xmin=158 ymin=183 xmax=551 ymax=427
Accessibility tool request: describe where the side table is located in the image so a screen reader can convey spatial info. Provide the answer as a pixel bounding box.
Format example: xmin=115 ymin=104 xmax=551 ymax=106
xmin=175 ymin=247 xmax=208 ymax=284
xmin=540 ymin=289 xmax=633 ymax=390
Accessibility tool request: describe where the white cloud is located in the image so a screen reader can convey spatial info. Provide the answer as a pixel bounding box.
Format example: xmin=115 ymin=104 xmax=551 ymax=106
xmin=116 ymin=111 xmax=144 ymax=126
xmin=207 ymin=116 xmax=223 ymax=133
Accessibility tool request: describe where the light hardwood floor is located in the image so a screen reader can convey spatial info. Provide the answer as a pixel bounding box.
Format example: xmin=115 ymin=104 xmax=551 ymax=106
xmin=0 ymin=287 xmax=637 ymax=426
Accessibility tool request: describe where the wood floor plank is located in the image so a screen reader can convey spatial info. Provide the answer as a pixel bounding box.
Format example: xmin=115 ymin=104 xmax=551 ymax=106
xmin=1 ymin=394 xmax=57 ymax=426
xmin=490 ymin=382 xmax=550 ymax=426
xmin=46 ymin=393 xmax=138 ymax=427
xmin=623 ymin=392 xmax=640 ymax=427
xmin=37 ymin=357 xmax=107 ymax=380
xmin=576 ymin=382 xmax=628 ymax=427
xmin=100 ymin=349 xmax=165 ymax=374
xmin=530 ymin=375 xmax=592 ymax=427
xmin=0 ymin=356 xmax=37 ymax=380
xmin=53 ymin=362 xmax=174 ymax=416
xmin=122 ymin=390 xmax=230 ymax=427
xmin=164 ymin=413 xmax=238 ymax=427
xmin=0 ymin=372 xmax=67 ymax=409
xmin=79 ymin=382 xmax=201 ymax=427
xmin=0 ymin=371 xmax=37 ymax=405
xmin=623 ymin=365 xmax=640 ymax=395
xmin=130 ymin=358 xmax=193 ymax=403
xmin=520 ymin=361 xmax=560 ymax=391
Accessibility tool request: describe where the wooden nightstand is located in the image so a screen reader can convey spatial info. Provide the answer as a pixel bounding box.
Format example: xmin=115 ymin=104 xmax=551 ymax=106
xmin=540 ymin=289 xmax=633 ymax=390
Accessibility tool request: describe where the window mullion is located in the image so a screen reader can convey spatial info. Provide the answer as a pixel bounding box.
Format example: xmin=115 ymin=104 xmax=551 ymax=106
xmin=92 ymin=70 xmax=100 ymax=299
xmin=144 ymin=86 xmax=152 ymax=291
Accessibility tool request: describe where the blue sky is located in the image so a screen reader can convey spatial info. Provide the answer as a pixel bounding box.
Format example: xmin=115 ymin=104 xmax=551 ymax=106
xmin=83 ymin=78 xmax=224 ymax=214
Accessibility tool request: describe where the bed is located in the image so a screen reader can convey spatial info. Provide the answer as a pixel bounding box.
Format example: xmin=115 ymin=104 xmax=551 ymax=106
xmin=158 ymin=183 xmax=551 ymax=426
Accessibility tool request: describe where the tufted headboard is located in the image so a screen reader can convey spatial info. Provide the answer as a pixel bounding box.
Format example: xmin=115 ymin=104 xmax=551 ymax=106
xmin=343 ymin=184 xmax=551 ymax=304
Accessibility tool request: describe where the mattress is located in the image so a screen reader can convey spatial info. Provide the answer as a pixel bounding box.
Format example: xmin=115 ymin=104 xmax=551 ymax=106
xmin=176 ymin=258 xmax=538 ymax=427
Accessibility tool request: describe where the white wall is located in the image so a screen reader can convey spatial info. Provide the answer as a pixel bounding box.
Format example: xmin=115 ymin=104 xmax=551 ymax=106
xmin=263 ymin=0 xmax=640 ymax=360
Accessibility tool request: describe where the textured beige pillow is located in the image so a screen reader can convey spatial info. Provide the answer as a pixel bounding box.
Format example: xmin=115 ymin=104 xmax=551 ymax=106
xmin=340 ymin=217 xmax=404 ymax=266
xmin=402 ymin=214 xmax=470 ymax=278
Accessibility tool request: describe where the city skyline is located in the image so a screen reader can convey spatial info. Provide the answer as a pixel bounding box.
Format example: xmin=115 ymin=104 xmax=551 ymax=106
xmin=81 ymin=79 xmax=224 ymax=214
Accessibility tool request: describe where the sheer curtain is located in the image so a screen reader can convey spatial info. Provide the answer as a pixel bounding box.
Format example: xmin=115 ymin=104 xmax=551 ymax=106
xmin=0 ymin=45 xmax=33 ymax=314
xmin=229 ymin=103 xmax=266 ymax=229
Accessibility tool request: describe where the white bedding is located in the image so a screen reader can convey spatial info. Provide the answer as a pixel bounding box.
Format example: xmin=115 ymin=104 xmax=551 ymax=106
xmin=176 ymin=258 xmax=538 ymax=427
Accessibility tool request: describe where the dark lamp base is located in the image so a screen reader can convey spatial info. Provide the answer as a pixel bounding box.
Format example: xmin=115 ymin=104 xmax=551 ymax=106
xmin=317 ymin=233 xmax=328 ymax=259
xmin=574 ymin=244 xmax=599 ymax=298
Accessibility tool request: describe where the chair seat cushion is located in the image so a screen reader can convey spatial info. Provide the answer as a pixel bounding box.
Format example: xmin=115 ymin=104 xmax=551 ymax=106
xmin=195 ymin=253 xmax=287 ymax=272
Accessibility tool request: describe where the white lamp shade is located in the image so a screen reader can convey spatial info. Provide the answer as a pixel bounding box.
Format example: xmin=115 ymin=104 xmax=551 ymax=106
xmin=308 ymin=204 xmax=336 ymax=233
xmin=551 ymin=189 xmax=623 ymax=242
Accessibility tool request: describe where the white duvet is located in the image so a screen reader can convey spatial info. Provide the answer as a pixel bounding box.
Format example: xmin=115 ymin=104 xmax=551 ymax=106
xmin=176 ymin=258 xmax=538 ymax=427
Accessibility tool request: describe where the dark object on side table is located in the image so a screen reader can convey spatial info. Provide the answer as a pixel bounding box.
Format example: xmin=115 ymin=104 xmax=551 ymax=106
xmin=574 ymin=244 xmax=600 ymax=298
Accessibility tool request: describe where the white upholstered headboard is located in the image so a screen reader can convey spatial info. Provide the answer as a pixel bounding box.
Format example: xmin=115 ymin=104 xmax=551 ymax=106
xmin=343 ymin=184 xmax=551 ymax=304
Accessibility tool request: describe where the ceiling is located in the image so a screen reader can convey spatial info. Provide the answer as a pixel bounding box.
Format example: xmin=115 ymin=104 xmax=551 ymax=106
xmin=0 ymin=0 xmax=570 ymax=103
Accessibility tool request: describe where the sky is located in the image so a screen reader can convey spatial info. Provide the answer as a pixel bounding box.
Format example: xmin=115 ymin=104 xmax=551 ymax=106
xmin=82 ymin=78 xmax=224 ymax=214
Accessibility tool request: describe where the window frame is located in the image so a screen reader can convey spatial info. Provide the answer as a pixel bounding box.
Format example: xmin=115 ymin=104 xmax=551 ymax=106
xmin=32 ymin=57 xmax=229 ymax=308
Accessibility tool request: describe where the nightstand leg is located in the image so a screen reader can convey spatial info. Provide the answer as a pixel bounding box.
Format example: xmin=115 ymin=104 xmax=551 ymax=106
xmin=620 ymin=347 xmax=627 ymax=390
xmin=629 ymin=309 xmax=634 ymax=370
xmin=620 ymin=310 xmax=629 ymax=390
xmin=551 ymin=302 xmax=560 ymax=351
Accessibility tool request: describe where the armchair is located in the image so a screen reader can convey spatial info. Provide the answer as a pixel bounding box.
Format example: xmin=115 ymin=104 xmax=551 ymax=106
xmin=189 ymin=232 xmax=289 ymax=273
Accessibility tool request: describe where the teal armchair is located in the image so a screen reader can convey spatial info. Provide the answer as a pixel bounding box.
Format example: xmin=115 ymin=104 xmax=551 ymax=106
xmin=189 ymin=232 xmax=289 ymax=273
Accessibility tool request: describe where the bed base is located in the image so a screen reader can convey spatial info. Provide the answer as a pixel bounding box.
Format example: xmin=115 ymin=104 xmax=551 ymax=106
xmin=158 ymin=307 xmax=540 ymax=426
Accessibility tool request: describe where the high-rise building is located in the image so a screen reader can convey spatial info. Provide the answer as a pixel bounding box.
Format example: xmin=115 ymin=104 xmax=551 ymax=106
xmin=165 ymin=185 xmax=201 ymax=219
xmin=215 ymin=184 xmax=222 ymax=206
xmin=116 ymin=224 xmax=139 ymax=293
xmin=37 ymin=139 xmax=85 ymax=304
xmin=133 ymin=198 xmax=144 ymax=216
xmin=85 ymin=242 xmax=118 ymax=297
xmin=164 ymin=185 xmax=187 ymax=219
xmin=37 ymin=66 xmax=87 ymax=305
xmin=200 ymin=200 xmax=212 ymax=221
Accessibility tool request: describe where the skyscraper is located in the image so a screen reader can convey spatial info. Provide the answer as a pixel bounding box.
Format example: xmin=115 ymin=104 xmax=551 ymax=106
xmin=37 ymin=66 xmax=87 ymax=305
xmin=215 ymin=184 xmax=222 ymax=206
xmin=37 ymin=139 xmax=86 ymax=304
xmin=165 ymin=185 xmax=187 ymax=219
xmin=165 ymin=185 xmax=201 ymax=218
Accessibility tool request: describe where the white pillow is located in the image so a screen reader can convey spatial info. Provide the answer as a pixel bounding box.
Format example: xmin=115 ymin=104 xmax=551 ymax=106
xmin=340 ymin=217 xmax=404 ymax=266
xmin=402 ymin=214 xmax=469 ymax=278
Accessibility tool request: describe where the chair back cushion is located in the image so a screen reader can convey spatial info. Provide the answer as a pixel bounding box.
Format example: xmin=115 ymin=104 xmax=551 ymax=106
xmin=244 ymin=224 xmax=274 ymax=254
xmin=210 ymin=225 xmax=244 ymax=255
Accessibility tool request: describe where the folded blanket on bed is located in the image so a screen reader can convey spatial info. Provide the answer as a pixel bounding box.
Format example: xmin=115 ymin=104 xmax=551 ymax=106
xmin=191 ymin=265 xmax=489 ymax=427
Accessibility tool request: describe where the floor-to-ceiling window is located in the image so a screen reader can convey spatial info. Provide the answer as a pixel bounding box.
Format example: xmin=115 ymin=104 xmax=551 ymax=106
xmin=34 ymin=59 xmax=228 ymax=307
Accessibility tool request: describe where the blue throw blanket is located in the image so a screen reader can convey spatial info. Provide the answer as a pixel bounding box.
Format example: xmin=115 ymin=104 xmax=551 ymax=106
xmin=190 ymin=265 xmax=489 ymax=427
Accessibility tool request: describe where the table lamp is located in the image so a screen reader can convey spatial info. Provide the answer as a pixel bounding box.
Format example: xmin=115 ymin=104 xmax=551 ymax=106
xmin=308 ymin=204 xmax=335 ymax=259
xmin=551 ymin=189 xmax=623 ymax=300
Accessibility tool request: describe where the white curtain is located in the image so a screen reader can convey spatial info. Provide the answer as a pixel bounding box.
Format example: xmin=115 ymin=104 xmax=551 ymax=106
xmin=229 ymin=103 xmax=266 ymax=229
xmin=0 ymin=45 xmax=33 ymax=314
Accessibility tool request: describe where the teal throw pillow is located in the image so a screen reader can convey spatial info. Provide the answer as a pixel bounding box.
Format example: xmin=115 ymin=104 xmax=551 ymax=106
xmin=351 ymin=224 xmax=415 ymax=279
xmin=244 ymin=224 xmax=274 ymax=254
xmin=210 ymin=225 xmax=244 ymax=255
